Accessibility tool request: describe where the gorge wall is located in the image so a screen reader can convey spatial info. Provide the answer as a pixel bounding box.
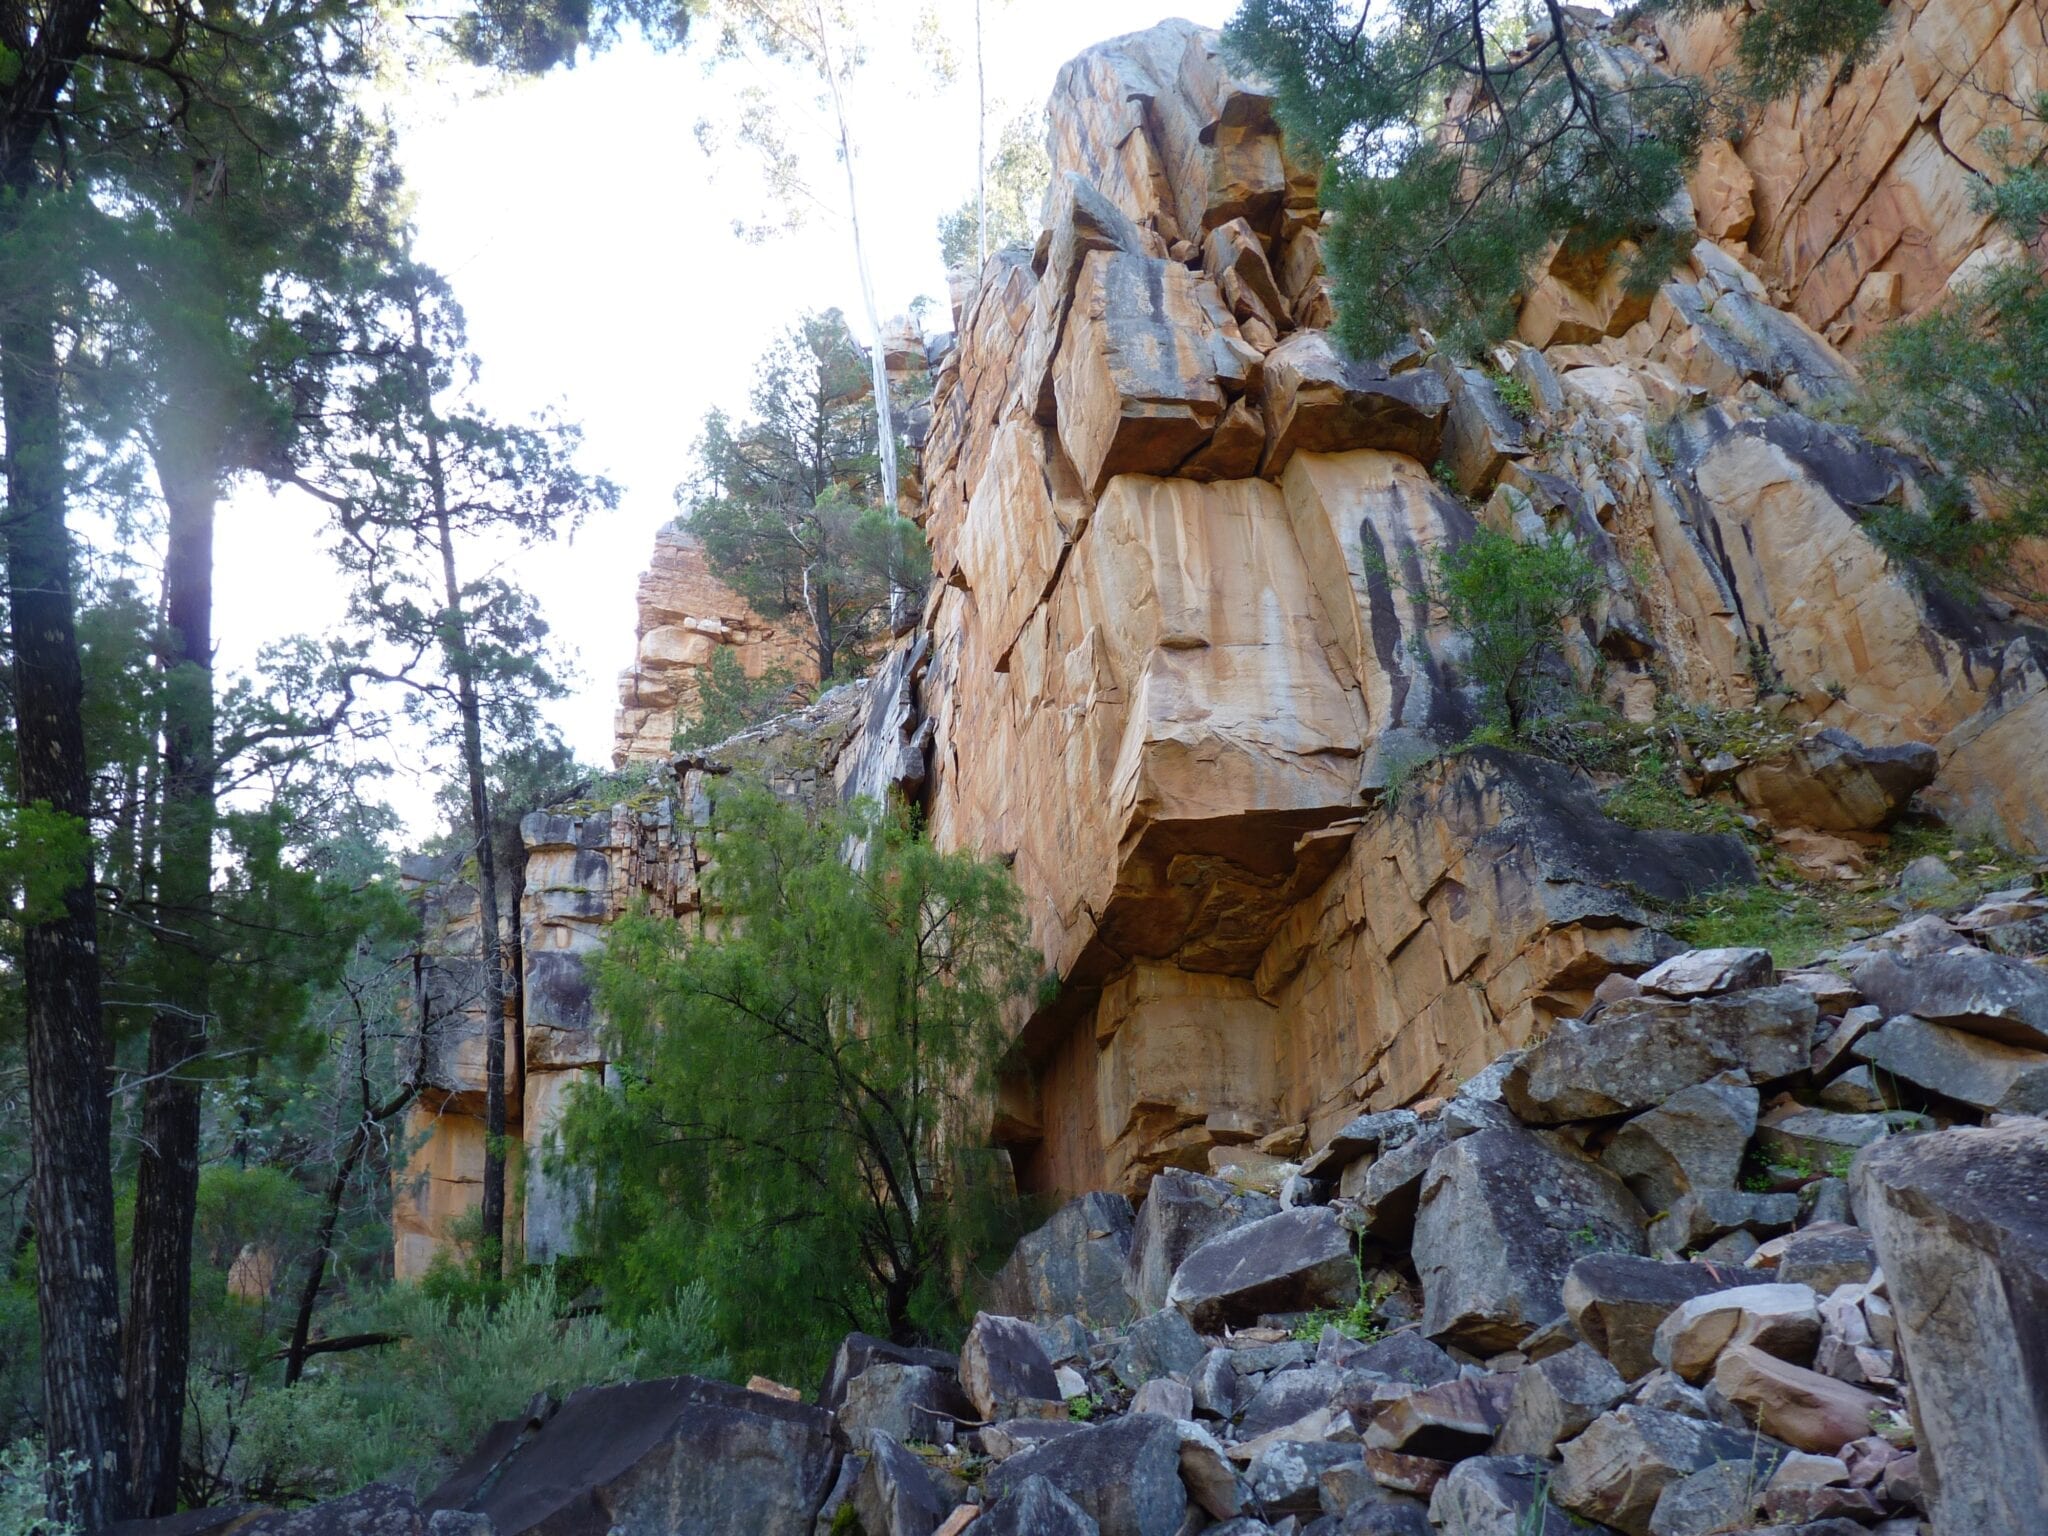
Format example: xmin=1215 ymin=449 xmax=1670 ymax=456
xmin=395 ymin=1 xmax=2048 ymax=1268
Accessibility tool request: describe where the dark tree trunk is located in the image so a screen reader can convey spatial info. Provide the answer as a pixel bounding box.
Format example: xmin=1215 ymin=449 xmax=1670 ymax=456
xmin=123 ymin=441 xmax=218 ymax=1516
xmin=1 ymin=290 xmax=130 ymax=1530
xmin=410 ymin=299 xmax=512 ymax=1273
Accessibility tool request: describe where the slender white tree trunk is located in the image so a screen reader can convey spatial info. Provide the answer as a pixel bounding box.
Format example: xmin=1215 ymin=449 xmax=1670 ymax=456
xmin=813 ymin=1 xmax=899 ymax=514
xmin=975 ymin=0 xmax=987 ymax=272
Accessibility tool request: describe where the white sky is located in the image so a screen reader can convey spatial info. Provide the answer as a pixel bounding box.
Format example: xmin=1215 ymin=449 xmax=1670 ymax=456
xmin=212 ymin=2 xmax=1235 ymax=836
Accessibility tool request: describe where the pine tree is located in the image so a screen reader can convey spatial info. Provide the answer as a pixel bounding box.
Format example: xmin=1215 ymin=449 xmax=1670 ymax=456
xmin=1225 ymin=0 xmax=1888 ymax=356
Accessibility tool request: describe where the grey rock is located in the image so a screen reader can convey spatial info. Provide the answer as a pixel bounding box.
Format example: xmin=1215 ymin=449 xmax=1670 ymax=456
xmin=1810 ymin=1007 xmax=1881 ymax=1081
xmin=960 ymin=1313 xmax=1063 ymax=1422
xmin=989 ymin=1192 xmax=1137 ymax=1328
xmin=1413 ymin=1128 xmax=1645 ymax=1351
xmin=1852 ymin=947 xmax=2048 ymax=1050
xmin=1694 ymin=1230 xmax=1760 ymax=1265
xmin=1503 ymin=988 xmax=1816 ymax=1124
xmin=1602 ymin=1077 xmax=1759 ymax=1212
xmin=1552 ymin=1406 xmax=1785 ymax=1536
xmin=852 ymin=1434 xmax=961 ymax=1536
xmin=1169 ymin=1206 xmax=1359 ymax=1333
xmin=1774 ymin=1226 xmax=1875 ymax=1295
xmin=1799 ymin=1178 xmax=1852 ymax=1228
xmin=423 ymin=1376 xmax=839 ymax=1536
xmin=838 ymin=1363 xmax=974 ymax=1449
xmin=973 ymin=1474 xmax=1100 ymax=1536
xmin=1645 ymin=1458 xmax=1762 ymax=1536
xmin=1354 ymin=1125 xmax=1452 ymax=1242
xmin=1300 ymin=1110 xmax=1422 ymax=1179
xmin=1852 ymin=1121 xmax=2048 ymax=1534
xmin=817 ymin=1333 xmax=960 ymax=1412
xmin=978 ymin=1418 xmax=1084 ymax=1462
xmin=1173 ymin=1419 xmax=1243 ymax=1520
xmin=1651 ymin=1284 xmax=1822 ymax=1382
xmin=1327 ymin=1331 xmax=1458 ymax=1387
xmin=1193 ymin=1348 xmax=1242 ymax=1418
xmin=1895 ymin=853 xmax=1962 ymax=907
xmin=1638 ymin=948 xmax=1775 ymax=998
xmin=1129 ymin=1377 xmax=1193 ymax=1419
xmin=1814 ymin=1065 xmax=1889 ymax=1113
xmin=1110 ymin=1307 xmax=1207 ymax=1391
xmin=984 ymin=1413 xmax=1188 ymax=1536
xmin=1125 ymin=1170 xmax=1281 ymax=1313
xmin=1239 ymin=1364 xmax=1350 ymax=1438
xmin=1494 ymin=1343 xmax=1628 ymax=1456
xmin=1630 ymin=1369 xmax=1713 ymax=1421
xmin=1246 ymin=1442 xmax=1365 ymax=1516
xmin=1563 ymin=1256 xmax=1743 ymax=1381
xmin=1362 ymin=1373 xmax=1516 ymax=1459
xmin=1755 ymin=1106 xmax=1896 ymax=1168
xmin=1853 ymin=1012 xmax=2048 ymax=1114
xmin=243 ymin=1486 xmax=422 ymax=1536
xmin=1648 ymin=1190 xmax=1799 ymax=1255
xmin=1320 ymin=1498 xmax=1432 ymax=1536
xmin=1426 ymin=1456 xmax=1583 ymax=1535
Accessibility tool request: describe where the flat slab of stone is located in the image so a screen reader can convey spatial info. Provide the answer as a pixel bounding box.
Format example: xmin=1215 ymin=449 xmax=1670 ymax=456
xmin=1168 ymin=1205 xmax=1358 ymax=1332
xmin=989 ymin=1192 xmax=1137 ymax=1328
xmin=1851 ymin=949 xmax=2048 ymax=1050
xmin=1562 ymin=1255 xmax=1743 ymax=1381
xmin=1852 ymin=1013 xmax=2048 ymax=1114
xmin=1124 ymin=1169 xmax=1279 ymax=1314
xmin=984 ymin=1413 xmax=1188 ymax=1536
xmin=1502 ymin=988 xmax=1816 ymax=1124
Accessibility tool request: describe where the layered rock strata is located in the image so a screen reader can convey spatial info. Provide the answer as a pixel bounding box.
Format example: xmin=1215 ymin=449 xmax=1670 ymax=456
xmin=401 ymin=6 xmax=2048 ymax=1264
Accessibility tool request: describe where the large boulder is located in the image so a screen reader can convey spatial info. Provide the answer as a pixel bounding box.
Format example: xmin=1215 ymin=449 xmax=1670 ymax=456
xmin=1412 ymin=1128 xmax=1645 ymax=1351
xmin=838 ymin=1363 xmax=975 ymax=1449
xmin=972 ymin=1473 xmax=1100 ymax=1536
xmin=1551 ymin=1406 xmax=1784 ymax=1536
xmin=1851 ymin=949 xmax=2048 ymax=1051
xmin=1600 ymin=1076 xmax=1758 ymax=1212
xmin=1426 ymin=1456 xmax=1582 ymax=1536
xmin=989 ymin=1192 xmax=1137 ymax=1328
xmin=1167 ymin=1205 xmax=1358 ymax=1331
xmin=959 ymin=1313 xmax=1064 ymax=1422
xmin=1562 ymin=1256 xmax=1741 ymax=1381
xmin=1259 ymin=329 xmax=1449 ymax=475
xmin=1852 ymin=1121 xmax=2048 ymax=1532
xmin=422 ymin=1376 xmax=838 ymax=1536
xmin=1733 ymin=728 xmax=1937 ymax=832
xmin=983 ymin=1414 xmax=1188 ymax=1536
xmin=1852 ymin=1013 xmax=2048 ymax=1114
xmin=238 ymin=1486 xmax=421 ymax=1536
xmin=851 ymin=1434 xmax=962 ymax=1536
xmin=1107 ymin=1307 xmax=1206 ymax=1391
xmin=1651 ymin=1283 xmax=1821 ymax=1382
xmin=1502 ymin=988 xmax=1816 ymax=1123
xmin=1124 ymin=1169 xmax=1279 ymax=1313
xmin=819 ymin=1335 xmax=961 ymax=1412
xmin=1709 ymin=1344 xmax=1883 ymax=1455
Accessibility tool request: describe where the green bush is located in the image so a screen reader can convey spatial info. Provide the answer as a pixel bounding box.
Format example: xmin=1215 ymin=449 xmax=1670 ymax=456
xmin=1386 ymin=527 xmax=1602 ymax=736
xmin=184 ymin=1272 xmax=724 ymax=1504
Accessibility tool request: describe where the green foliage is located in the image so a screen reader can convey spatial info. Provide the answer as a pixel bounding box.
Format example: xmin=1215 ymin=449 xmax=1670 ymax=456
xmin=1863 ymin=146 xmax=2048 ymax=602
xmin=1383 ymin=527 xmax=1601 ymax=735
xmin=1657 ymin=0 xmax=1889 ymax=100
xmin=0 ymin=1440 xmax=83 ymax=1536
xmin=673 ymin=648 xmax=800 ymax=751
xmin=1226 ymin=0 xmax=1886 ymax=354
xmin=938 ymin=110 xmax=1052 ymax=270
xmin=188 ymin=1272 xmax=718 ymax=1502
xmin=683 ymin=313 xmax=930 ymax=680
xmin=1291 ymin=1262 xmax=1394 ymax=1343
xmin=1490 ymin=370 xmax=1535 ymax=421
xmin=1065 ymin=1394 xmax=1100 ymax=1421
xmin=0 ymin=804 xmax=92 ymax=924
xmin=561 ymin=785 xmax=1035 ymax=1381
xmin=1601 ymin=749 xmax=1746 ymax=837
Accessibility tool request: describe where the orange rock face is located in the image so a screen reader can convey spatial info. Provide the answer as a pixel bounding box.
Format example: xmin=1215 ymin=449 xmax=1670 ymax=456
xmin=401 ymin=9 xmax=2048 ymax=1268
xmin=611 ymin=526 xmax=816 ymax=767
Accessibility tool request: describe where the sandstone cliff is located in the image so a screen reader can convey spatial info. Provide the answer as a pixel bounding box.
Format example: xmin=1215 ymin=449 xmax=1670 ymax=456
xmin=398 ymin=2 xmax=2048 ymax=1266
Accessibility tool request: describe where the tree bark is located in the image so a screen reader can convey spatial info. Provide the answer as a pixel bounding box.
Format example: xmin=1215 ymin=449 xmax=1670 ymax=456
xmin=1 ymin=287 xmax=130 ymax=1530
xmin=123 ymin=437 xmax=218 ymax=1516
